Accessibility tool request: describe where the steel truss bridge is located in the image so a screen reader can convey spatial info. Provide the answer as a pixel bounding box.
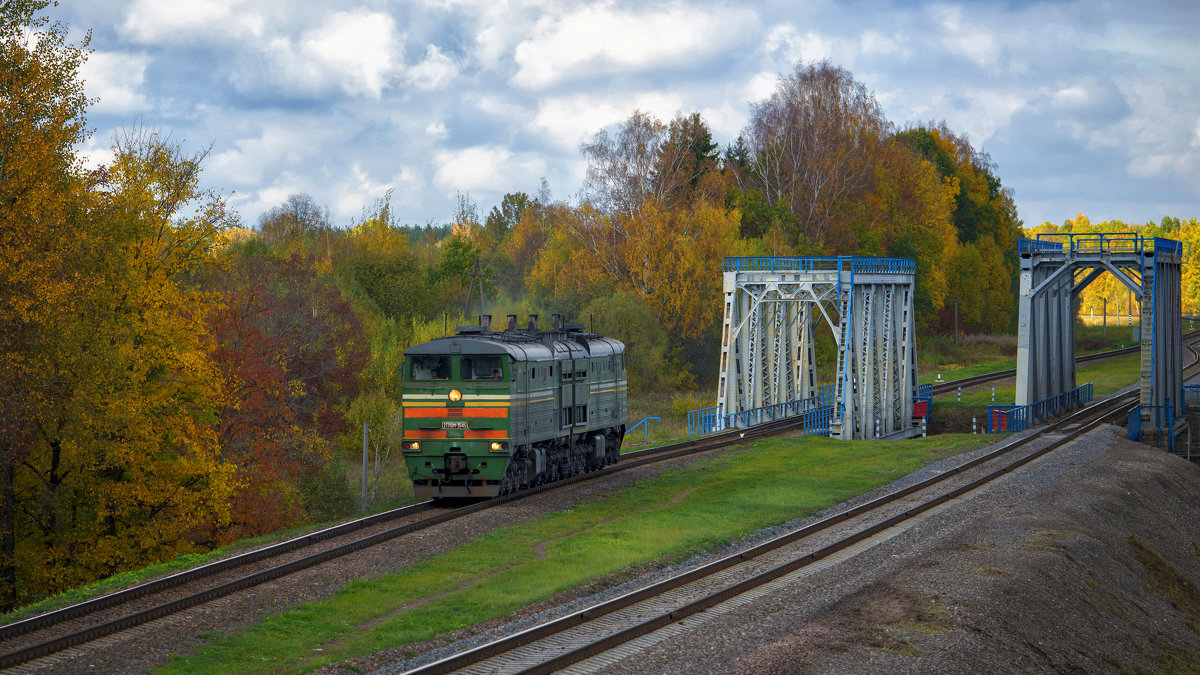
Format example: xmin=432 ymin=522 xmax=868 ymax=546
xmin=716 ymin=257 xmax=920 ymax=440
xmin=1016 ymin=234 xmax=1186 ymax=430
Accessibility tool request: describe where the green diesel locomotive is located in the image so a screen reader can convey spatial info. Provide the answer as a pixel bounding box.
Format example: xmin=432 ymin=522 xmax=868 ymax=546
xmin=401 ymin=314 xmax=628 ymax=498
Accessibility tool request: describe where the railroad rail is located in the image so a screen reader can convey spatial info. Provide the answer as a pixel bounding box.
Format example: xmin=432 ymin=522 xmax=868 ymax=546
xmin=3 ymin=334 xmax=1191 ymax=670
xmin=401 ymin=337 xmax=1200 ymax=675
xmin=0 ymin=413 xmax=805 ymax=669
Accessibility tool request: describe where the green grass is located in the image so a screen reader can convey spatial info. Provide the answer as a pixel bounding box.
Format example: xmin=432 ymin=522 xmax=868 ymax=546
xmin=158 ymin=432 xmax=990 ymax=674
xmin=918 ymin=324 xmax=1138 ymax=384
xmin=932 ymin=352 xmax=1140 ymax=412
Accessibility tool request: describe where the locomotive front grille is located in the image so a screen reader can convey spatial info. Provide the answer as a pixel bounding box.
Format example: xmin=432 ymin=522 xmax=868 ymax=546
xmin=446 ymin=408 xmax=463 ymax=417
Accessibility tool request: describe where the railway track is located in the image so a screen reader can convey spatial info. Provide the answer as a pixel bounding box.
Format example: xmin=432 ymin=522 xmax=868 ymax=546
xmin=1 ymin=334 xmax=1187 ymax=670
xmin=924 ymin=329 xmax=1200 ymax=396
xmin=401 ymin=338 xmax=1200 ymax=675
xmin=0 ymin=413 xmax=806 ymax=669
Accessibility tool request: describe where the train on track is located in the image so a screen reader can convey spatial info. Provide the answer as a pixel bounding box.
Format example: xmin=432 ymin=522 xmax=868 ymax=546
xmin=401 ymin=314 xmax=628 ymax=498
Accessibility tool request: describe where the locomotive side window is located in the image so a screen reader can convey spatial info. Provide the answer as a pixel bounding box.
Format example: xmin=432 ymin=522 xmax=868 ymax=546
xmin=462 ymin=355 xmax=504 ymax=380
xmin=411 ymin=355 xmax=450 ymax=381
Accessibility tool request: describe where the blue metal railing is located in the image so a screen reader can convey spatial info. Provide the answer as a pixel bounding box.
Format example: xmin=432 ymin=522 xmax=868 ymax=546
xmin=686 ymin=407 xmax=719 ymax=437
xmin=1020 ymin=233 xmax=1189 ymax=262
xmin=1128 ymin=398 xmax=1175 ymax=454
xmin=723 ymin=257 xmax=915 ymax=275
xmin=627 ymin=416 xmax=660 ymax=442
xmin=687 ymin=384 xmax=835 ymax=437
xmin=986 ymin=383 xmax=1093 ymax=433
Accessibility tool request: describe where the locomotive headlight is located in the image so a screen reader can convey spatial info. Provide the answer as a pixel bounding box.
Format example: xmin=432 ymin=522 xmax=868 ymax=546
xmin=490 ymin=441 xmax=502 ymax=451
xmin=402 ymin=441 xmax=420 ymax=451
xmin=448 ymin=389 xmax=462 ymax=402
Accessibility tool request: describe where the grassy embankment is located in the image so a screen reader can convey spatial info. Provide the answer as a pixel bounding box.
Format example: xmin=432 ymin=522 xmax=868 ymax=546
xmin=158 ymin=432 xmax=991 ymax=674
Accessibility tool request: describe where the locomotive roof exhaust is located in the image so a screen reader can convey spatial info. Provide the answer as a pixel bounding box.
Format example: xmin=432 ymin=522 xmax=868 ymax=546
xmin=528 ymin=314 xmax=538 ymax=331
xmin=552 ymin=314 xmax=562 ymax=330
xmin=480 ymin=314 xmax=491 ymax=332
xmin=507 ymin=314 xmax=518 ymax=331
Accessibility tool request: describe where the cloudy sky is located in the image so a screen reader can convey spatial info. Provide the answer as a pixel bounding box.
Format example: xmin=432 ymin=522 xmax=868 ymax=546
xmin=60 ymin=0 xmax=1199 ymax=230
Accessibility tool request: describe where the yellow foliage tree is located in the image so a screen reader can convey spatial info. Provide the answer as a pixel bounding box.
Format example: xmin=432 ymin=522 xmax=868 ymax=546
xmin=10 ymin=130 xmax=240 ymax=602
xmin=0 ymin=0 xmax=93 ymax=610
xmin=537 ymin=200 xmax=746 ymax=339
xmin=863 ymin=140 xmax=959 ymax=326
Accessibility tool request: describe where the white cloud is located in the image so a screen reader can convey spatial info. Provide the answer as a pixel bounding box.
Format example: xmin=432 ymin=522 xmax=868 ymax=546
xmin=224 ymin=9 xmax=403 ymax=99
xmin=433 ymin=145 xmax=546 ymax=194
xmin=79 ymin=51 xmax=151 ymax=113
xmin=425 ymin=120 xmax=448 ymax=139
xmin=745 ymin=72 xmax=778 ymax=105
xmin=699 ymin=101 xmax=749 ymax=143
xmin=763 ymin=24 xmax=833 ymax=64
xmin=336 ymin=163 xmax=393 ymax=217
xmin=121 ymin=0 xmax=250 ymax=43
xmin=407 ymin=45 xmax=458 ymax=91
xmin=1109 ymin=81 xmax=1200 ymax=180
xmin=511 ymin=3 xmax=755 ymax=89
xmin=299 ymin=10 xmax=402 ymax=98
xmin=935 ymin=5 xmax=1002 ymax=71
xmin=859 ymin=30 xmax=905 ymax=58
xmin=948 ymin=90 xmax=1027 ymax=143
xmin=209 ymin=125 xmax=311 ymax=185
xmin=1052 ymin=85 xmax=1091 ymax=109
xmin=531 ymin=92 xmax=685 ymax=151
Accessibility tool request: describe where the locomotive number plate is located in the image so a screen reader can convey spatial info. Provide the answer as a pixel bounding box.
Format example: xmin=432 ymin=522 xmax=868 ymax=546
xmin=441 ymin=420 xmax=468 ymax=430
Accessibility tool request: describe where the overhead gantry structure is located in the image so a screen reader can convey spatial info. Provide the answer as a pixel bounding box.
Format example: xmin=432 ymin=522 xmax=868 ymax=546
xmin=716 ymin=257 xmax=919 ymax=440
xmin=1015 ymin=233 xmax=1186 ymax=421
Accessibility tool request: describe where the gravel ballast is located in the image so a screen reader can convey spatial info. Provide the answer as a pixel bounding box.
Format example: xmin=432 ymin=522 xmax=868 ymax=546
xmin=587 ymin=426 xmax=1200 ymax=674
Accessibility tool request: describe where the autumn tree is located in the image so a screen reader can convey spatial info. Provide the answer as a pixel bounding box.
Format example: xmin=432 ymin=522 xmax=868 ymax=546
xmin=861 ymin=139 xmax=959 ymax=328
xmin=738 ymin=60 xmax=890 ymax=251
xmin=6 ymin=128 xmax=242 ymax=604
xmin=0 ymin=0 xmax=92 ymax=610
xmin=258 ymin=192 xmax=330 ymax=245
xmin=895 ymin=123 xmax=1022 ymax=332
xmin=206 ymin=251 xmax=366 ymax=537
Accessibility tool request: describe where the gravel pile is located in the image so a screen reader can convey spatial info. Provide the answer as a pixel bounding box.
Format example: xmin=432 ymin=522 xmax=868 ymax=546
xmin=586 ymin=426 xmax=1200 ymax=674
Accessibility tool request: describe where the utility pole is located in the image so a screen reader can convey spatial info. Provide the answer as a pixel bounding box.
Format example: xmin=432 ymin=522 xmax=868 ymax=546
xmin=463 ymin=259 xmax=487 ymax=319
xmin=361 ymin=421 xmax=369 ymax=513
xmin=953 ymin=299 xmax=959 ymax=345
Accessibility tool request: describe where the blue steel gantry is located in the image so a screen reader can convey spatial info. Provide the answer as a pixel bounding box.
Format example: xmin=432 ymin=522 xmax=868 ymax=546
xmin=716 ymin=257 xmax=920 ymax=440
xmin=1015 ymin=233 xmax=1186 ymax=423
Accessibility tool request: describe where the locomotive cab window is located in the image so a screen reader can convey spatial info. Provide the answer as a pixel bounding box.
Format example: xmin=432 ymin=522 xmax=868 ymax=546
xmin=411 ymin=355 xmax=450 ymax=381
xmin=462 ymin=355 xmax=504 ymax=380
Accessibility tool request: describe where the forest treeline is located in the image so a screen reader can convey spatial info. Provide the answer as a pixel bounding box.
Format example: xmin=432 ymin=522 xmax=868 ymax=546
xmin=0 ymin=1 xmax=1192 ymax=611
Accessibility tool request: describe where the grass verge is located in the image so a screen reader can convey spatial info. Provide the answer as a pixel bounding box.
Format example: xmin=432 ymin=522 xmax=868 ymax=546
xmin=159 ymin=432 xmax=991 ymax=674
